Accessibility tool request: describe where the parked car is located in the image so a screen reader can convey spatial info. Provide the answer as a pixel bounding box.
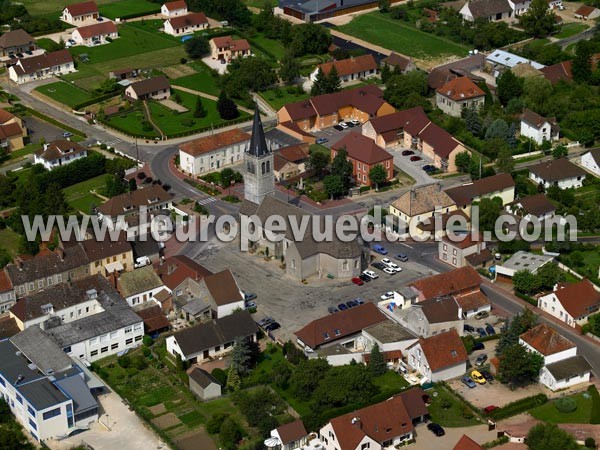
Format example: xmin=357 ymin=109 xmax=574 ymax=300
xmin=346 ymin=300 xmax=359 ymax=308
xmin=350 ymin=119 xmax=360 ymax=126
xmin=355 ymin=298 xmax=365 ymax=305
xmin=243 ymin=292 xmax=257 ymax=302
xmin=338 ymin=122 xmax=349 ymax=129
xmin=359 ymin=273 xmax=371 ymax=282
xmin=371 ymin=262 xmax=386 ymax=270
xmin=96 ymin=16 xmax=104 ymax=21
xmin=344 ymin=121 xmax=355 ymax=128
xmin=485 ymin=323 xmax=496 ymax=335
xmin=25 ymin=50 xmax=32 ymax=55
xmin=394 ymin=253 xmax=409 ymax=262
xmin=351 ymin=277 xmax=364 ymax=286
xmin=481 ymin=370 xmax=494 ymax=382
xmin=381 ymin=258 xmax=401 ymax=272
xmin=362 ymin=270 xmax=378 ymax=279
xmin=383 ymin=267 xmax=396 ymax=275
xmin=316 ymin=137 xmax=328 ymax=144
xmin=477 ymin=327 xmax=487 ymax=337
xmin=380 ymin=291 xmax=395 ymax=300
xmin=372 ymin=244 xmax=388 ymax=255
xmin=471 ymin=370 xmax=487 ymax=384
xmin=427 ymin=423 xmax=445 ymax=437
xmin=16 ymin=53 xmax=23 ymax=58
xmin=402 ymin=150 xmax=414 ymax=156
xmin=333 ymin=124 xmax=344 ymax=131
xmin=62 ymin=131 xmax=73 ymax=138
xmin=328 ymin=306 xmax=338 ymax=314
xmin=476 ymin=311 xmax=490 ymax=320
xmin=472 ymin=342 xmax=485 ymax=351
xmin=464 ymin=324 xmax=475 ymax=333
xmin=245 ymin=301 xmax=256 ymax=309
xmin=410 ymin=155 xmax=422 ymax=162
xmin=475 ymin=354 xmax=488 ymax=367
xmin=264 ymin=322 xmax=281 ymax=332
xmin=484 ymin=405 xmax=499 ymax=415
xmin=338 ymin=303 xmax=348 ymax=311
xmin=461 ymin=376 xmax=477 ymax=388
xmin=258 ymin=317 xmax=274 ymax=327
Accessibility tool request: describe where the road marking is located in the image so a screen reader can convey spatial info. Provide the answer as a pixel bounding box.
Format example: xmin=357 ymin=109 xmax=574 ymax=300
xmin=400 ymin=243 xmax=413 ymax=249
xmin=197 ymin=197 xmax=217 ymax=205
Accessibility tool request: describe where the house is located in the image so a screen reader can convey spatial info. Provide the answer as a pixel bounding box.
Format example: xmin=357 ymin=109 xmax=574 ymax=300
xmin=537 ymin=279 xmax=600 ymax=327
xmin=193 ymin=269 xmax=245 ymax=318
xmin=460 ymin=0 xmax=514 ymax=21
xmin=445 ymin=173 xmax=516 ymax=215
xmin=164 ymin=12 xmax=209 ymax=36
xmin=155 ymin=255 xmax=212 ymax=296
xmin=494 ymin=250 xmax=553 ymax=282
xmin=0 ymin=271 xmax=15 ymax=314
xmin=61 ymin=1 xmax=100 ymax=25
xmin=436 ymin=77 xmax=485 ymax=117
xmin=136 ymin=304 xmax=170 ymax=337
xmin=505 ymin=193 xmax=556 ymax=222
xmin=581 ymin=148 xmax=600 ymax=176
xmin=8 ymin=50 xmax=75 ymax=84
xmin=380 ymin=52 xmax=415 ymax=73
xmin=428 ymin=54 xmax=485 ymax=90
xmin=528 ymin=158 xmax=586 ymax=190
xmin=161 ymin=0 xmax=188 ymax=17
xmin=188 ymin=368 xmax=221 ymax=400
xmin=486 ymin=49 xmax=545 ymax=78
xmin=330 ymin=133 xmax=394 ymax=186
xmin=295 ymin=303 xmax=388 ymax=352
xmin=33 ymin=139 xmax=88 ymax=170
xmin=541 ymin=355 xmax=593 ymax=392
xmin=108 ymin=67 xmax=137 ymax=80
xmin=453 ymin=435 xmax=484 ymax=450
xmin=361 ymin=106 xmax=431 ymax=148
xmin=392 ymin=296 xmax=465 ymax=338
xmin=406 ymin=329 xmax=468 ymax=382
xmin=311 ymin=54 xmax=378 ymax=85
xmin=520 ymin=109 xmax=559 ymax=144
xmin=318 ymin=394 xmax=415 ymax=449
xmin=273 ymin=143 xmax=310 ymax=181
xmin=540 ymin=60 xmax=572 ymax=84
xmin=389 ymin=183 xmax=456 ymax=226
xmin=0 ymin=29 xmax=36 ymax=58
xmin=166 ymin=310 xmax=258 ymax=363
xmin=270 ymin=420 xmax=308 ymax=450
xmin=79 ymin=232 xmax=134 ymax=276
xmin=0 ymin=108 xmax=26 ymax=151
xmin=209 ymin=36 xmax=251 ymax=62
xmin=71 ymin=21 xmax=118 ymax=46
xmin=178 ymin=128 xmax=250 ymax=176
xmin=574 ymin=5 xmax=600 ymax=19
xmin=362 ymin=320 xmax=418 ymax=356
xmin=439 ymin=233 xmax=491 ymax=269
xmin=277 ymin=85 xmax=395 ymax=132
xmin=125 ymin=76 xmax=170 ymax=101
xmin=117 ymin=265 xmax=165 ymax=307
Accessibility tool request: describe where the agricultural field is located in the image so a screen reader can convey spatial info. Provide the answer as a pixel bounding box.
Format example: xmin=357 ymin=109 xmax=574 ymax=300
xmin=62 ymin=173 xmax=111 ymax=214
xmin=337 ymin=12 xmax=468 ymax=59
xmin=34 ymin=81 xmax=98 ymax=108
xmin=98 ymin=0 xmax=161 ymax=20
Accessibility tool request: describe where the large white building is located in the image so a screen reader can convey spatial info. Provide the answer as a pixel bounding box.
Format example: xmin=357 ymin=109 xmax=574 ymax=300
xmin=71 ymin=21 xmax=119 ymax=47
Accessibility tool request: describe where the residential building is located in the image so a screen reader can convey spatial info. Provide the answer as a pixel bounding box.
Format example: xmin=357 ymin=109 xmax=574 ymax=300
xmin=193 ymin=269 xmax=245 ymax=318
xmin=280 ymin=0 xmax=403 ymax=22
xmin=581 ymin=148 xmax=600 ymax=176
xmin=164 ymin=12 xmax=209 ymax=36
xmin=505 ymin=193 xmax=556 ymax=222
xmin=460 ymin=0 xmax=514 ymax=21
xmin=439 ymin=233 xmax=491 ymax=269
xmin=528 ymin=158 xmax=586 ymax=190
xmin=389 ymin=183 xmax=456 ymax=225
xmin=310 ymin=54 xmax=378 ymax=85
xmin=0 ymin=108 xmax=26 ymax=151
xmin=161 ymin=0 xmax=188 ymax=17
xmin=436 ymin=77 xmax=485 ymax=117
xmin=125 ymin=76 xmax=170 ymax=101
xmin=540 ymin=60 xmax=572 ymax=84
xmin=541 ymin=355 xmax=593 ymax=392
xmin=361 ymin=106 xmax=431 ymax=148
xmin=277 ymin=85 xmax=395 ymax=132
xmin=166 ymin=310 xmax=258 ymax=363
xmin=178 ymin=128 xmax=250 ymax=176
xmin=520 ymin=109 xmax=559 ymax=144
xmin=330 ymin=133 xmax=393 ymax=186
xmin=71 ymin=21 xmax=118 ymax=47
xmin=108 ymin=67 xmax=137 ymax=80
xmin=494 ymin=251 xmax=554 ymax=282
xmin=33 ymin=139 xmax=88 ymax=170
xmin=273 ymin=143 xmax=309 ymax=181
xmin=136 ymin=305 xmax=170 ymax=337
xmin=574 ymin=5 xmax=600 ymax=19
xmin=61 ymin=1 xmax=99 ymax=25
xmin=0 ymin=29 xmax=36 ymax=58
xmin=537 ymin=279 xmax=600 ymax=327
xmin=445 ymin=173 xmax=516 ymax=215
xmin=361 ymin=320 xmax=418 ymax=356
xmin=209 ymin=36 xmax=251 ymax=62
xmin=270 ymin=420 xmax=308 ymax=450
xmin=188 ymin=368 xmax=221 ymax=400
xmin=8 ymin=50 xmax=76 ymax=84
xmin=117 ymin=265 xmax=165 ymax=307
xmin=0 ymin=271 xmax=15 ymax=314
xmin=453 ymin=435 xmax=484 ymax=450
xmin=428 ymin=55 xmax=485 ymax=90
xmin=406 ymin=329 xmax=468 ymax=382
xmin=393 ymin=296 xmax=464 ymax=338
xmin=380 ymin=52 xmax=415 ymax=73
xmin=486 ymin=49 xmax=545 ymax=78
xmin=155 ymin=255 xmax=212 ymax=296
xmin=79 ymin=232 xmax=134 ymax=276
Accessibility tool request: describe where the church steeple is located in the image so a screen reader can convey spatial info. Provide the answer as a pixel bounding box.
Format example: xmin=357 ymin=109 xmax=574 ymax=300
xmin=247 ymin=106 xmax=269 ymax=157
xmin=243 ymin=105 xmax=274 ymax=205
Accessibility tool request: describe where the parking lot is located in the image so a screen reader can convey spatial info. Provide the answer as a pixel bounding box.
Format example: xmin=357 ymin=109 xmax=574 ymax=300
xmin=311 ymin=121 xmax=364 ymax=148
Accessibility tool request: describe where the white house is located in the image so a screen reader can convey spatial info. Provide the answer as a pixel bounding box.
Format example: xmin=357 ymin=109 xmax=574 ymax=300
xmin=529 ymin=158 xmax=586 ymax=190
xmin=574 ymin=5 xmax=600 ymax=19
xmin=8 ymin=50 xmax=75 ymax=84
xmin=193 ymin=269 xmax=245 ymax=318
xmin=406 ymin=329 xmax=468 ymax=382
xmin=33 ymin=140 xmax=88 ymax=170
xmin=540 ymin=355 xmax=592 ymax=391
xmin=310 ymin=54 xmax=379 ymax=85
xmin=537 ymin=279 xmax=600 ymax=328
xmin=520 ymin=109 xmax=560 ymax=144
xmin=124 ymin=76 xmax=170 ymax=101
xmin=163 ymin=12 xmax=209 ymax=36
xmin=179 ymin=128 xmax=250 ymax=175
xmin=460 ymin=0 xmax=514 ymax=21
xmin=270 ymin=420 xmax=308 ymax=450
xmin=505 ymin=193 xmax=556 ymax=222
xmin=161 ymin=0 xmax=188 ymax=17
xmin=117 ymin=265 xmax=165 ymax=308
xmin=71 ymin=21 xmax=118 ymax=47
xmin=61 ymin=1 xmax=99 ymax=25
xmin=436 ymin=76 xmax=486 ymax=117
xmin=581 ymin=148 xmax=600 ymax=177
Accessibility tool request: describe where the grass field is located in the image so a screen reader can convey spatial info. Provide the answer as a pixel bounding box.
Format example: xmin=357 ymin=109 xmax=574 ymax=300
xmin=243 ymin=0 xmax=278 ymax=8
xmin=427 ymin=385 xmax=481 ymax=427
xmin=35 ymin=81 xmax=96 ymax=108
xmin=530 ymin=393 xmax=593 ymax=424
xmin=337 ymin=12 xmax=468 ymax=59
xmin=21 ymin=0 xmax=118 ymax=16
xmin=104 ymin=109 xmax=158 ymax=137
xmin=63 ymin=174 xmax=110 ymax=213
xmin=98 ymin=0 xmax=160 ymax=19
xmin=249 ymin=34 xmax=286 ymax=60
xmin=259 ymin=86 xmax=310 ymax=110
xmin=0 ymin=228 xmax=21 ymax=256
xmin=554 ymin=23 xmax=589 ymax=39
xmin=171 ymin=62 xmax=221 ymax=96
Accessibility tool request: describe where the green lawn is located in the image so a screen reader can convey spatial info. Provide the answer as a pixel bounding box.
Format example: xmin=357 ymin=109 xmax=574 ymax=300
xmin=243 ymin=0 xmax=278 ymax=8
xmin=427 ymin=385 xmax=481 ymax=427
xmin=99 ymin=0 xmax=160 ymax=19
xmin=0 ymin=228 xmax=21 ymax=256
xmin=35 ymin=81 xmax=96 ymax=108
xmin=63 ymin=174 xmax=111 ymax=213
xmin=21 ymin=0 xmax=118 ymax=16
xmin=8 ymin=143 xmax=41 ymax=161
xmin=554 ymin=23 xmax=589 ymax=39
xmin=249 ymin=34 xmax=286 ymax=60
xmin=337 ymin=12 xmax=468 ymax=59
xmin=310 ymin=144 xmax=330 ymax=157
xmin=171 ymin=62 xmax=221 ymax=96
xmin=104 ymin=109 xmax=158 ymax=137
xmin=259 ymin=86 xmax=310 ymax=110
xmin=530 ymin=393 xmax=593 ymax=424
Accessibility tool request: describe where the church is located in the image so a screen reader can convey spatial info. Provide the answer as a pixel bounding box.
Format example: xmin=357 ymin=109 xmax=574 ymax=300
xmin=239 ymin=108 xmax=367 ymax=281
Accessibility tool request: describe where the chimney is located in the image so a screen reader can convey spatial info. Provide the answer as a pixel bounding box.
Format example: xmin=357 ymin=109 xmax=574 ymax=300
xmin=437 ymin=182 xmax=442 ymax=192
xmin=410 ymin=188 xmax=416 ymax=201
xmin=56 ymin=248 xmax=65 ymax=261
xmin=15 ymin=257 xmax=23 ymax=269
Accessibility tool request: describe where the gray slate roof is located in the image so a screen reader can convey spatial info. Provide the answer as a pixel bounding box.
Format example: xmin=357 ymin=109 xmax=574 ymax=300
xmin=189 ymin=367 xmax=221 ymax=388
xmin=118 ymin=265 xmax=164 ymax=298
xmin=54 ymin=373 xmax=97 ymax=414
xmin=466 ymin=0 xmax=512 ymax=18
xmin=545 ymin=355 xmax=593 ymax=381
xmin=10 ymin=326 xmax=73 ymax=375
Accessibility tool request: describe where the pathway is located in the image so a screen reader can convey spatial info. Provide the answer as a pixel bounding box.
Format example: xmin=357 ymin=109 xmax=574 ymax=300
xmin=142 ymin=100 xmax=165 ymax=139
xmin=172 ymin=85 xmax=255 ymax=115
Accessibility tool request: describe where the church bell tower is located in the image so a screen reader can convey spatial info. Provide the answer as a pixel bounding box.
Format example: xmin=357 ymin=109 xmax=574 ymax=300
xmin=244 ymin=107 xmax=274 ymax=204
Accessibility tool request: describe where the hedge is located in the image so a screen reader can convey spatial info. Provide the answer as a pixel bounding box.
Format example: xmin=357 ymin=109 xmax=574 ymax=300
xmin=247 ymin=38 xmax=278 ymax=61
xmin=515 ymin=291 xmax=538 ymax=307
xmin=589 ymin=384 xmax=600 ymax=424
xmin=489 ymin=394 xmax=548 ymax=421
xmin=71 ymin=92 xmax=119 ymax=111
xmin=25 ymin=107 xmax=86 ymax=138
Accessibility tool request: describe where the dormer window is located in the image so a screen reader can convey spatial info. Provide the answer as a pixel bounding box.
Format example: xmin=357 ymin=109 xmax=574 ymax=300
xmin=324 ymin=332 xmax=330 ymax=340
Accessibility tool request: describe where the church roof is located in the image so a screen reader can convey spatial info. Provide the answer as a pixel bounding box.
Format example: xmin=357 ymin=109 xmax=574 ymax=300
xmin=247 ymin=107 xmax=270 ymax=157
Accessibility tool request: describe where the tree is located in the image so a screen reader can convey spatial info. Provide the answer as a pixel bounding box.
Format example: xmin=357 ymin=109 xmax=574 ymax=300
xmin=497 ymin=70 xmax=524 ymax=106
xmin=495 ymin=146 xmax=515 ymax=173
xmin=219 ymin=167 xmax=235 ymax=188
xmin=327 ymin=65 xmax=342 ymax=93
xmin=104 ymin=174 xmax=127 ymax=198
xmin=573 ymin=40 xmax=594 ymax=83
xmin=368 ymin=343 xmax=386 ymax=376
xmin=455 ymin=151 xmax=472 ymax=173
xmin=384 ymin=71 xmax=428 ymax=110
xmin=191 ymin=0 xmax=252 ymax=28
xmin=323 ymin=175 xmax=345 ymax=199
xmin=219 ymin=417 xmax=243 ymax=450
xmin=330 ymin=148 xmax=354 ymax=190
xmin=474 ymin=196 xmax=502 ymax=232
xmin=279 ymin=50 xmax=300 ymax=84
xmin=523 ymin=77 xmax=553 ymax=116
xmin=230 ymin=337 xmax=253 ymax=375
xmin=226 ymin=366 xmax=241 ymax=392
xmin=496 ymin=308 xmax=538 ymax=356
xmin=289 ymin=358 xmax=330 ymax=401
xmin=519 ymin=0 xmax=557 ymax=37
xmin=311 ymin=67 xmax=328 ymax=96
xmin=380 ymin=64 xmax=392 ymax=83
xmin=512 ymin=270 xmax=541 ymax=295
xmin=307 ymin=150 xmax=330 ymax=178
xmin=368 ymin=164 xmax=387 ymax=190
xmin=537 ymin=262 xmax=562 ymax=291
xmin=183 ymin=36 xmax=210 ymax=59
xmin=463 ymin=107 xmax=482 ymax=135
xmin=217 ymin=91 xmax=239 ymax=120
xmin=225 ymin=56 xmax=277 ymax=93
xmin=527 ymin=423 xmax=578 ymax=450
xmin=289 ymin=23 xmax=332 ymax=56
xmin=379 ymin=0 xmax=391 ymax=11
xmin=552 ymin=144 xmax=568 ymax=159
xmin=498 ymin=343 xmax=544 ymax=388
xmin=485 ymin=119 xmax=510 ymax=141
xmin=193 ymin=96 xmax=207 ymax=118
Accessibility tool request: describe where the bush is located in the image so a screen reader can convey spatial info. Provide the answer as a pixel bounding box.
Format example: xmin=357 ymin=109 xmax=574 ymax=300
xmin=143 ymin=335 xmax=154 ymax=347
xmin=589 ymin=385 xmax=600 ymax=424
xmin=555 ymin=397 xmax=577 ymax=413
xmin=206 ymin=412 xmax=229 ymax=434
xmin=585 ymin=437 xmax=596 ymax=448
xmin=118 ymin=355 xmax=131 ymax=368
xmin=180 ymin=58 xmax=188 ymax=64
xmin=211 ymin=368 xmax=227 ymax=386
xmin=134 ymin=355 xmax=148 ymax=370
xmin=489 ymin=394 xmax=548 ymax=420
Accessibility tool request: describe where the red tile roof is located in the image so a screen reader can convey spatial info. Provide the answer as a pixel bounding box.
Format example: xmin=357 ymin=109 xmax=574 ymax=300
xmin=155 ymin=255 xmax=212 ymax=290
xmin=0 ymin=109 xmax=16 ymax=124
xmin=179 ymin=128 xmax=250 ymax=156
xmin=64 ymin=1 xmax=99 ymax=16
xmin=0 ymin=122 xmax=23 ymax=139
xmin=136 ymin=305 xmax=170 ymax=333
xmin=332 ymin=132 xmax=393 ymax=165
xmin=455 ymin=291 xmax=490 ymax=313
xmin=0 ymin=270 xmax=13 ymax=292
xmin=13 ymin=50 xmax=73 ymax=76
xmin=163 ymin=0 xmax=187 ymax=10
xmin=529 ymin=158 xmax=586 ymax=183
xmin=510 ymin=193 xmax=555 ymax=217
xmin=437 ymin=77 xmax=485 ymax=101
xmin=521 ymin=109 xmax=558 ymax=129
xmin=295 ymin=303 xmax=387 ymax=349
xmin=275 ymin=420 xmax=307 ymax=445
xmin=168 ymin=12 xmax=208 ymax=28
xmin=203 ymin=269 xmax=243 ymax=306
xmin=453 ymin=434 xmax=484 ymax=450
xmin=381 ymin=52 xmax=412 ymax=70
xmin=445 ymin=173 xmax=515 ymax=206
xmin=367 ymin=106 xmax=430 ymax=136
xmin=414 ymin=329 xmax=468 ymax=372
xmin=74 ymin=21 xmax=117 ymax=38
xmin=318 ymin=54 xmax=378 ymax=78
xmin=553 ymin=279 xmax=600 ymax=319
xmin=35 ymin=139 xmax=86 ymax=162
xmin=443 ymin=232 xmax=484 ymax=250
xmin=417 ymin=121 xmax=463 ymax=159
xmin=211 ymin=36 xmax=250 ymax=51
xmin=411 ymin=266 xmax=481 ymax=299
xmin=276 ymin=143 xmax=309 ymax=163
xmin=520 ymin=323 xmax=576 ymax=356
xmin=541 ymin=61 xmax=572 ymax=85
xmin=575 ymin=5 xmax=598 ymax=17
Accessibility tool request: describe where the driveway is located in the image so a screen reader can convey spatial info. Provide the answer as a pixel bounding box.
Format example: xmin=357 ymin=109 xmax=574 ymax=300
xmin=311 ymin=122 xmax=364 ymax=148
xmin=24 ymin=116 xmax=70 ymax=143
xmin=391 ymin=145 xmax=435 ymax=187
xmin=202 ymin=56 xmax=228 ymax=74
xmin=409 ymin=422 xmax=497 ymax=450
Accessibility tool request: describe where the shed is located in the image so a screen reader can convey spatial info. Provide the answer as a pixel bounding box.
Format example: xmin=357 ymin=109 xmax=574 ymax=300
xmin=188 ymin=367 xmax=221 ymax=400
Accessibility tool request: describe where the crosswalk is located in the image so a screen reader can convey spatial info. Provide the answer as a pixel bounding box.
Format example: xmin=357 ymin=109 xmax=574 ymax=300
xmin=197 ymin=197 xmax=217 ymax=206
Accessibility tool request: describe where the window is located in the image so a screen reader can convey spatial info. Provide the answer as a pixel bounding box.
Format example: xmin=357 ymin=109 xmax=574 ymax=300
xmin=57 ymin=274 xmax=62 ymax=283
xmin=111 ymin=343 xmax=119 ymax=350
xmin=63 ymin=346 xmax=71 ymax=353
xmin=134 ymin=323 xmax=142 ymax=331
xmin=125 ymin=327 xmax=132 ymax=334
xmin=91 ymin=350 xmax=98 ymax=357
xmin=28 ymin=283 xmax=34 ymax=291
xmin=324 ymin=332 xmax=330 ymax=340
xmin=43 ymin=408 xmax=61 ymax=420
xmin=100 ymin=334 xmax=108 ymax=342
xmin=47 ymin=277 xmax=53 ymax=286
xmin=89 ymin=337 xmax=97 ymax=345
xmin=110 ymin=331 xmax=118 ymax=339
xmin=29 ymin=419 xmax=37 ymax=430
xmin=0 ymin=376 xmax=4 ymax=387
xmin=101 ymin=346 xmax=108 ymax=353
xmin=135 ymin=335 xmax=143 ymax=342
xmin=28 ymin=405 xmax=35 ymax=417
xmin=126 ymin=338 xmax=133 ymax=345
xmin=38 ymin=280 xmax=43 ymax=289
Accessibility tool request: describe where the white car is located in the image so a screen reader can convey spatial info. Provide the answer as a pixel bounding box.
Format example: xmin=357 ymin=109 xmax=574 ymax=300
xmin=383 ymin=267 xmax=396 ymax=275
xmin=380 ymin=291 xmax=394 ymax=300
xmin=338 ymin=122 xmax=349 ymax=129
xmin=362 ymin=269 xmax=378 ymax=279
xmin=381 ymin=258 xmax=402 ymax=272
xmin=350 ymin=119 xmax=360 ymax=126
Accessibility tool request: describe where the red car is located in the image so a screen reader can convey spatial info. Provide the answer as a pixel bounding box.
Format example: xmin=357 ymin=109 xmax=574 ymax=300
xmin=351 ymin=277 xmax=364 ymax=286
xmin=410 ymin=155 xmax=422 ymax=161
xmin=483 ymin=405 xmax=499 ymax=415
